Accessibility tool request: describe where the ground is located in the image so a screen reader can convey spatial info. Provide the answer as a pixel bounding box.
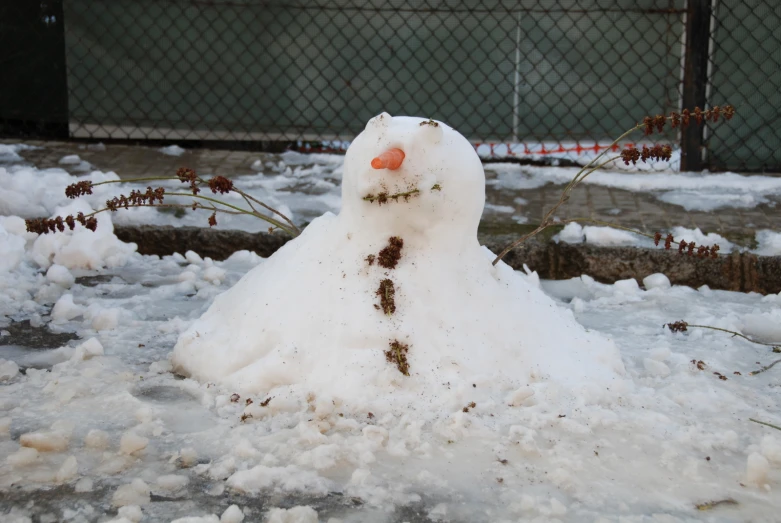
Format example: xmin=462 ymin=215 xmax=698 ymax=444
xmin=0 ymin=140 xmax=780 ymax=522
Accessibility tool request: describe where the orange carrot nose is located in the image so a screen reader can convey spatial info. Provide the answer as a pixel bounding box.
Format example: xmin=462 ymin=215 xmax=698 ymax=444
xmin=371 ymin=148 xmax=405 ymax=170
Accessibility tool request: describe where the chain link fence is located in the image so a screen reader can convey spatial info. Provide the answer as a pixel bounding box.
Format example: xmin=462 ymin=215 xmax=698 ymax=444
xmin=1 ymin=0 xmax=780 ymax=171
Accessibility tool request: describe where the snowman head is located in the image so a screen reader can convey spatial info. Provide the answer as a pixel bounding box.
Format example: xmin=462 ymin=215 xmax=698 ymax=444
xmin=340 ymin=114 xmax=485 ymax=238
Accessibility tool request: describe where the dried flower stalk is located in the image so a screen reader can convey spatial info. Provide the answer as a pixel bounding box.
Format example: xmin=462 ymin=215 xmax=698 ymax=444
xmin=26 ymin=168 xmax=299 ymax=237
xmin=492 ymin=105 xmax=735 ymax=265
xmin=665 ymin=320 xmax=780 ymax=349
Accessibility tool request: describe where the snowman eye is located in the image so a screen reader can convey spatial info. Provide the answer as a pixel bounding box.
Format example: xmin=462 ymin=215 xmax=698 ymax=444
xmin=418 ymin=118 xmax=443 ymax=144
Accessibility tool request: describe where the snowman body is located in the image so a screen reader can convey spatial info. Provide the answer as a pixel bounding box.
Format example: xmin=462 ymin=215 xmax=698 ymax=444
xmin=172 ymin=115 xmax=625 ymax=401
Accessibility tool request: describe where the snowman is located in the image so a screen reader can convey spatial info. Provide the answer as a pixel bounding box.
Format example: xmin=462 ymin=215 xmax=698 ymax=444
xmin=172 ymin=114 xmax=625 ymax=407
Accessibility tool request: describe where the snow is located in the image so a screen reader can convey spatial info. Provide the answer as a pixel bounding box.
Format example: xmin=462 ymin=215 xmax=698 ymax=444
xmin=58 ymin=155 xmax=92 ymax=172
xmin=70 ymin=337 xmax=104 ymax=361
xmin=83 ymin=429 xmax=109 ymax=450
xmin=556 ymin=221 xmax=655 ymax=247
xmin=643 ymin=272 xmax=671 ymax=290
xmin=265 ymin=506 xmax=318 ymax=523
xmin=0 ymin=144 xmax=37 ymax=163
xmin=117 ymin=505 xmax=143 ymax=522
xmin=0 ymin=221 xmax=26 ymax=272
xmin=220 ymin=505 xmax=244 ymax=523
xmin=19 ymin=430 xmax=70 ymax=452
xmin=0 ymin=129 xmax=780 ymax=520
xmin=0 ymin=359 xmax=19 ymax=381
xmin=58 ymin=155 xmax=82 ymax=165
xmin=119 ymin=432 xmax=149 ymax=455
xmin=0 ymin=221 xmax=778 ymax=519
xmin=741 ymin=310 xmax=781 ymax=342
xmin=112 ymin=479 xmax=151 ymax=507
xmin=6 ymin=447 xmax=38 ymax=468
xmin=55 ymin=455 xmax=78 ymax=483
xmin=555 ymin=222 xmax=739 ymax=252
xmin=156 ymin=474 xmax=189 ymax=490
xmin=89 ymin=306 xmax=120 ymax=331
xmin=30 ymin=201 xmax=137 ymax=271
xmin=45 ymin=264 xmax=75 ymax=288
xmin=755 ymin=229 xmax=781 ymax=256
xmin=160 ymin=145 xmax=186 ymax=157
xmin=763 ymin=435 xmax=781 ymax=465
xmin=746 ymin=452 xmax=771 ymax=486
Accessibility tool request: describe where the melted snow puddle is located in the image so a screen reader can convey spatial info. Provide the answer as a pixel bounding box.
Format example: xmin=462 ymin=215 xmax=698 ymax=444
xmin=1 ymin=251 xmax=780 ymax=522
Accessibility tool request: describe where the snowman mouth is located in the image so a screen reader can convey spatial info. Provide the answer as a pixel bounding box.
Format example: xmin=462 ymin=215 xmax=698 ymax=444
xmin=362 ymin=182 xmax=442 ymax=205
xmin=362 ymin=187 xmax=420 ymax=205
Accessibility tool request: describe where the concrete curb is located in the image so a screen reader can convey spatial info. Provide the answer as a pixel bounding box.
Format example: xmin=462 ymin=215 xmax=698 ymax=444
xmin=114 ymin=225 xmax=781 ymax=295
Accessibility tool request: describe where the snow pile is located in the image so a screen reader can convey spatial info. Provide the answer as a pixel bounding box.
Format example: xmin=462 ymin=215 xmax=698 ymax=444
xmin=0 ymin=218 xmax=26 ymax=272
xmin=555 ymin=222 xmax=656 ymax=248
xmin=555 ymin=222 xmax=736 ymax=252
xmin=59 ymin=154 xmax=82 ymax=165
xmin=755 ymin=229 xmax=781 ymax=256
xmin=173 ymin=115 xmax=627 ymax=413
xmin=30 ymin=200 xmax=137 ymax=271
xmin=0 ymin=166 xmax=121 ymax=219
xmin=159 ymin=145 xmax=186 ymax=156
xmin=0 ymin=207 xmax=137 ymax=329
xmin=740 ymin=309 xmax=781 ymax=342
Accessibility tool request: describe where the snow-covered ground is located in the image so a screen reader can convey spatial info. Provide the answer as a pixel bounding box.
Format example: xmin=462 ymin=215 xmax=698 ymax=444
xmin=2 ymin=136 xmax=781 ymax=522
xmin=0 ymin=211 xmax=780 ymax=522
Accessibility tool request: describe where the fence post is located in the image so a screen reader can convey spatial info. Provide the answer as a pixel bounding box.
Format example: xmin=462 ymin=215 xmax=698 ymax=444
xmin=0 ymin=0 xmax=69 ymax=138
xmin=680 ymin=0 xmax=712 ymax=171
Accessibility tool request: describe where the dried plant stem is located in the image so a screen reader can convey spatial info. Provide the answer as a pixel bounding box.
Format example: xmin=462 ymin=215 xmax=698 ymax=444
xmin=566 ymin=124 xmax=642 ymax=191
xmin=233 ymin=188 xmax=299 ymax=234
xmin=91 ymin=177 xmax=177 ymax=187
xmin=749 ymin=359 xmax=781 ymax=376
xmin=83 ymin=202 xmax=246 ymax=219
xmin=88 ymin=176 xmax=299 ymax=235
xmin=74 ymin=192 xmax=296 ymax=235
xmin=165 ymin=192 xmax=295 ymax=234
xmin=683 ymin=324 xmax=781 ymax=348
xmin=491 ymin=154 xmax=622 ymax=265
xmin=749 ymin=418 xmax=781 ymax=431
xmin=491 ymin=115 xmax=683 ymax=266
